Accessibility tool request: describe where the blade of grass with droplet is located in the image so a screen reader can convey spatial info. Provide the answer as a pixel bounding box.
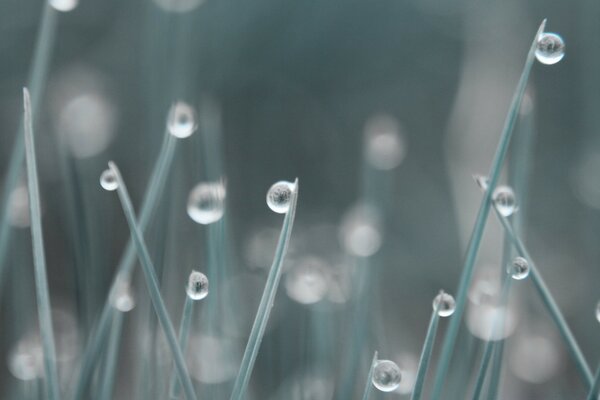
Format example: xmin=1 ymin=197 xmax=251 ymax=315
xmin=169 ymin=296 xmax=195 ymax=399
xmin=72 ymin=132 xmax=177 ymax=400
xmin=97 ymin=311 xmax=124 ymax=400
xmin=411 ymin=308 xmax=441 ymax=400
xmin=0 ymin=5 xmax=58 ymax=292
xmin=494 ymin=208 xmax=593 ymax=386
xmin=229 ymin=179 xmax=299 ymax=400
xmin=108 ymin=161 xmax=198 ymax=400
xmin=586 ymin=364 xmax=600 ymax=400
xmin=361 ymin=351 xmax=378 ymax=400
xmin=23 ymin=88 xmax=61 ymax=400
xmin=430 ymin=20 xmax=547 ymax=399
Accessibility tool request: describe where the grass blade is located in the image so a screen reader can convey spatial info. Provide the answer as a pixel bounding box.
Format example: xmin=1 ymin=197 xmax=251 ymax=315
xmin=229 ymin=179 xmax=299 ymax=400
xmin=169 ymin=296 xmax=195 ymax=399
xmin=430 ymin=19 xmax=547 ymax=399
xmin=23 ymin=88 xmax=61 ymax=400
xmin=97 ymin=311 xmax=124 ymax=400
xmin=108 ymin=161 xmax=198 ymax=400
xmin=361 ymin=351 xmax=378 ymax=400
xmin=586 ymin=364 xmax=600 ymax=400
xmin=411 ymin=308 xmax=441 ymax=400
xmin=72 ymin=132 xmax=177 ymax=399
xmin=494 ymin=208 xmax=593 ymax=386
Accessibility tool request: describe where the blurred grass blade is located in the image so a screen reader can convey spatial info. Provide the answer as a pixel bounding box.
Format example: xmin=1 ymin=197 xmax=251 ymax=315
xmin=0 ymin=5 xmax=58 ymax=291
xmin=169 ymin=296 xmax=195 ymax=399
xmin=230 ymin=179 xmax=299 ymax=400
xmin=411 ymin=308 xmax=441 ymax=400
xmin=494 ymin=208 xmax=593 ymax=386
xmin=97 ymin=312 xmax=124 ymax=400
xmin=430 ymin=19 xmax=547 ymax=399
xmin=72 ymin=132 xmax=177 ymax=399
xmin=586 ymin=364 xmax=600 ymax=400
xmin=109 ymin=161 xmax=198 ymax=400
xmin=23 ymin=88 xmax=61 ymax=400
xmin=361 ymin=351 xmax=378 ymax=400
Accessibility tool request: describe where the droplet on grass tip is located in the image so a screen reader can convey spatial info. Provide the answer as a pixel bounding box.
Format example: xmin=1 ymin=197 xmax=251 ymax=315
xmin=433 ymin=290 xmax=456 ymax=317
xmin=472 ymin=174 xmax=489 ymax=192
xmin=186 ymin=270 xmax=209 ymax=300
xmin=187 ymin=181 xmax=226 ymax=225
xmin=492 ymin=185 xmax=518 ymax=217
xmin=266 ymin=181 xmax=295 ymax=214
xmin=535 ymin=33 xmax=565 ymax=65
xmin=372 ymin=359 xmax=402 ymax=392
xmin=167 ymin=101 xmax=197 ymax=138
xmin=49 ymin=0 xmax=78 ymax=12
xmin=100 ymin=169 xmax=118 ymax=191
xmin=508 ymin=256 xmax=530 ymax=280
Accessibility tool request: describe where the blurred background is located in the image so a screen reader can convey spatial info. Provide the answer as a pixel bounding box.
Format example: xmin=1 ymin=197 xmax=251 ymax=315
xmin=0 ymin=0 xmax=598 ymax=399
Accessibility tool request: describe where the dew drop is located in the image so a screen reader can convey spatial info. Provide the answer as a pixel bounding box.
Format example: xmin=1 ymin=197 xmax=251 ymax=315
xmin=507 ymin=256 xmax=530 ymax=280
xmin=339 ymin=204 xmax=382 ymax=257
xmin=372 ymin=360 xmax=402 ymax=392
xmin=492 ymin=185 xmax=518 ymax=217
xmin=100 ymin=169 xmax=118 ymax=191
xmin=535 ymin=33 xmax=565 ymax=65
xmin=186 ymin=270 xmax=208 ymax=300
xmin=472 ymin=174 xmax=489 ymax=192
xmin=187 ymin=181 xmax=226 ymax=225
xmin=596 ymin=301 xmax=600 ymax=323
xmin=266 ymin=181 xmax=295 ymax=214
xmin=167 ymin=101 xmax=197 ymax=138
xmin=284 ymin=257 xmax=330 ymax=305
xmin=433 ymin=290 xmax=456 ymax=317
xmin=49 ymin=0 xmax=78 ymax=12
xmin=110 ymin=280 xmax=136 ymax=312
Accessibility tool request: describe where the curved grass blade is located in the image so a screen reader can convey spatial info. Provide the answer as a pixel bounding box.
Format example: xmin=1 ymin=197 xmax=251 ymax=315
xmin=23 ymin=88 xmax=61 ymax=400
xmin=108 ymin=161 xmax=198 ymax=400
xmin=586 ymin=364 xmax=600 ymax=400
xmin=0 ymin=5 xmax=58 ymax=291
xmin=72 ymin=132 xmax=177 ymax=399
xmin=169 ymin=296 xmax=195 ymax=399
xmin=494 ymin=208 xmax=593 ymax=386
xmin=229 ymin=179 xmax=299 ymax=400
xmin=430 ymin=19 xmax=547 ymax=399
xmin=411 ymin=308 xmax=441 ymax=400
xmin=361 ymin=351 xmax=378 ymax=400
xmin=97 ymin=311 xmax=124 ymax=400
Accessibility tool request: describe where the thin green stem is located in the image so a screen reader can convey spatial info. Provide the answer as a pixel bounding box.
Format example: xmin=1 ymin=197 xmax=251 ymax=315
xmin=361 ymin=351 xmax=378 ymax=400
xmin=586 ymin=363 xmax=600 ymax=400
xmin=72 ymin=132 xmax=177 ymax=399
xmin=23 ymin=88 xmax=61 ymax=400
xmin=169 ymin=296 xmax=195 ymax=399
xmin=97 ymin=311 xmax=124 ymax=400
xmin=486 ymin=340 xmax=505 ymax=400
xmin=109 ymin=161 xmax=198 ymax=400
xmin=430 ymin=20 xmax=546 ymax=399
xmin=494 ymin=209 xmax=593 ymax=386
xmin=411 ymin=308 xmax=441 ymax=400
xmin=229 ymin=179 xmax=299 ymax=400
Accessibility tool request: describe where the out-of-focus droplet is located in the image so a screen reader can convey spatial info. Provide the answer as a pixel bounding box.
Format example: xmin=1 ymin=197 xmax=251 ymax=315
xmin=492 ymin=185 xmax=518 ymax=217
xmin=339 ymin=204 xmax=382 ymax=257
xmin=372 ymin=360 xmax=402 ymax=392
xmin=49 ymin=0 xmax=78 ymax=12
xmin=466 ymin=302 xmax=517 ymax=341
xmin=433 ymin=291 xmax=456 ymax=317
xmin=110 ymin=280 xmax=135 ymax=312
xmin=364 ymin=114 xmax=407 ymax=170
xmin=266 ymin=181 xmax=295 ymax=214
xmin=187 ymin=335 xmax=239 ymax=383
xmin=8 ymin=185 xmax=31 ymax=228
xmin=153 ymin=0 xmax=205 ymax=13
xmin=167 ymin=101 xmax=197 ymax=138
xmin=186 ymin=271 xmax=209 ymax=301
xmin=472 ymin=174 xmax=489 ymax=192
xmin=535 ymin=33 xmax=565 ymax=65
xmin=508 ymin=257 xmax=530 ymax=280
xmin=595 ymin=300 xmax=600 ymax=323
xmin=395 ymin=353 xmax=418 ymax=395
xmin=509 ymin=333 xmax=562 ymax=383
xmin=285 ymin=257 xmax=330 ymax=305
xmin=100 ymin=169 xmax=118 ymax=191
xmin=7 ymin=338 xmax=42 ymax=380
xmin=187 ymin=181 xmax=226 ymax=225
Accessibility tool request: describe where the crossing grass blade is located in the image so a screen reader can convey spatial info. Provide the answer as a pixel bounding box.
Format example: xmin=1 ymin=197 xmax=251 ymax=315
xmin=586 ymin=364 xmax=600 ymax=400
xmin=169 ymin=296 xmax=195 ymax=399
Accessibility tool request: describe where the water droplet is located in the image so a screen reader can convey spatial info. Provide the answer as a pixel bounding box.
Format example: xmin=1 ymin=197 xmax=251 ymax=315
xmin=167 ymin=101 xmax=197 ymax=138
xmin=100 ymin=169 xmax=118 ymax=191
xmin=8 ymin=338 xmax=42 ymax=380
xmin=536 ymin=33 xmax=565 ymax=65
xmin=433 ymin=290 xmax=456 ymax=317
xmin=186 ymin=270 xmax=208 ymax=300
xmin=339 ymin=204 xmax=382 ymax=257
xmin=364 ymin=114 xmax=407 ymax=170
xmin=49 ymin=0 xmax=78 ymax=12
xmin=492 ymin=185 xmax=518 ymax=217
xmin=187 ymin=181 xmax=226 ymax=225
xmin=507 ymin=256 xmax=530 ymax=280
xmin=284 ymin=257 xmax=330 ymax=305
xmin=266 ymin=181 xmax=295 ymax=214
xmin=596 ymin=301 xmax=600 ymax=323
xmin=110 ymin=280 xmax=136 ymax=312
xmin=372 ymin=360 xmax=402 ymax=392
xmin=472 ymin=174 xmax=489 ymax=192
